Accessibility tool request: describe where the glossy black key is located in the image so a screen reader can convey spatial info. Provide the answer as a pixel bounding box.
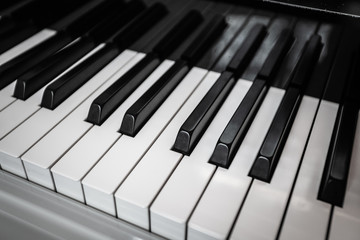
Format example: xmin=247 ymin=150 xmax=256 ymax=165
xmin=0 ymin=0 xmax=125 ymax=91
xmin=87 ymin=53 xmax=160 ymax=125
xmin=120 ymin=60 xmax=189 ymax=136
xmin=173 ymin=71 xmax=235 ymax=154
xmin=318 ymin=104 xmax=358 ymax=207
xmin=112 ymin=3 xmax=168 ymax=49
xmin=119 ymin=14 xmax=227 ymax=136
xmin=152 ymin=10 xmax=203 ymax=59
xmin=0 ymin=32 xmax=74 ymax=90
xmin=14 ymin=37 xmax=95 ymax=100
xmin=249 ymin=87 xmax=301 ymax=181
xmin=181 ymin=14 xmax=227 ymax=66
xmin=13 ymin=1 xmax=145 ymax=100
xmin=249 ymin=34 xmax=322 ymax=182
xmin=87 ymin=10 xmax=204 ymax=126
xmin=41 ymin=44 xmax=119 ymax=110
xmin=172 ymin=24 xmax=267 ymax=154
xmin=257 ymin=28 xmax=294 ymax=81
xmin=227 ymin=24 xmax=267 ymax=78
xmin=209 ymin=28 xmax=295 ymax=168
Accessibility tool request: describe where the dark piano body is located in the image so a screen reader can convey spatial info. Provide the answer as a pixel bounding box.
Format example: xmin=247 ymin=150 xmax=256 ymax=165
xmin=0 ymin=0 xmax=359 ymax=239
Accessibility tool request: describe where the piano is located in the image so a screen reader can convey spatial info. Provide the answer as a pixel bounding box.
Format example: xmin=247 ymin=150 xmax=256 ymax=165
xmin=0 ymin=0 xmax=359 ymax=239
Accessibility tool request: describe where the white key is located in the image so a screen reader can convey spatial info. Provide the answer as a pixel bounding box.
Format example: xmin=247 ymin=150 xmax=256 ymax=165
xmin=49 ymin=59 xmax=173 ymax=201
xmin=187 ymin=87 xmax=285 ymax=240
xmin=0 ymin=48 xmax=136 ymax=178
xmin=83 ymin=67 xmax=209 ymax=216
xmin=22 ymin=52 xmax=143 ymax=190
xmin=0 ymin=82 xmax=16 ymax=111
xmin=229 ymin=96 xmax=319 ymax=240
xmin=0 ymin=44 xmax=101 ymax=140
xmin=148 ymin=79 xmax=254 ymax=240
xmin=329 ymin=110 xmax=360 ymax=240
xmin=0 ymin=29 xmax=56 ymax=66
xmin=113 ymin=70 xmax=218 ymax=230
xmin=279 ymin=100 xmax=339 ymax=240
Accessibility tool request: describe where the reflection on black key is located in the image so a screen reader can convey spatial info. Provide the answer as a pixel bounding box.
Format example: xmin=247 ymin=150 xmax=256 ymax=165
xmin=14 ymin=37 xmax=95 ymax=100
xmin=87 ymin=53 xmax=160 ymax=125
xmin=87 ymin=9 xmax=204 ymax=126
xmin=41 ymin=44 xmax=119 ymax=110
xmin=112 ymin=3 xmax=168 ymax=49
xmin=0 ymin=32 xmax=73 ymax=90
xmin=171 ymin=24 xmax=267 ymax=155
xmin=0 ymin=0 xmax=125 ymax=91
xmin=209 ymin=79 xmax=267 ymax=168
xmin=227 ymin=24 xmax=267 ymax=78
xmin=318 ymin=45 xmax=360 ymax=206
xmin=249 ymin=34 xmax=323 ymax=182
xmin=173 ymin=71 xmax=235 ymax=155
xmin=318 ymin=104 xmax=358 ymax=206
xmin=119 ymin=14 xmax=227 ymax=137
xmin=120 ymin=60 xmax=188 ymax=136
xmin=257 ymin=29 xmax=294 ymax=81
xmin=181 ymin=14 xmax=227 ymax=66
xmin=209 ymin=28 xmax=295 ymax=168
xmin=250 ymin=87 xmax=301 ymax=181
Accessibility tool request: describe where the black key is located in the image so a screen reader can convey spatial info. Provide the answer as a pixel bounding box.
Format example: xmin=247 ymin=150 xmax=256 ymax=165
xmin=120 ymin=60 xmax=189 ymax=136
xmin=119 ymin=14 xmax=227 ymax=136
xmin=0 ymin=32 xmax=74 ymax=90
xmin=0 ymin=0 xmax=137 ymax=91
xmin=14 ymin=37 xmax=95 ymax=100
xmin=0 ymin=22 xmax=39 ymax=54
xmin=209 ymin=28 xmax=294 ymax=168
xmin=249 ymin=87 xmax=301 ymax=181
xmin=290 ymin=35 xmax=323 ymax=88
xmin=249 ymin=34 xmax=323 ymax=182
xmin=50 ymin=0 xmax=117 ymax=36
xmin=227 ymin=24 xmax=267 ymax=78
xmin=111 ymin=3 xmax=168 ymax=49
xmin=152 ymin=10 xmax=203 ymax=59
xmin=87 ymin=9 xmax=204 ymax=126
xmin=86 ymin=0 xmax=146 ymax=44
xmin=173 ymin=71 xmax=235 ymax=155
xmin=181 ymin=14 xmax=227 ymax=66
xmin=87 ymin=53 xmax=161 ymax=125
xmin=257 ymin=29 xmax=294 ymax=81
xmin=318 ymin=104 xmax=358 ymax=207
xmin=41 ymin=44 xmax=119 ymax=110
xmin=172 ymin=24 xmax=267 ymax=155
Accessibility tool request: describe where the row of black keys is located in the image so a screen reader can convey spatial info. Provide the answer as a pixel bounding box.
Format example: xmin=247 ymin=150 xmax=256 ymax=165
xmin=1 ymin=0 xmax=359 ymax=207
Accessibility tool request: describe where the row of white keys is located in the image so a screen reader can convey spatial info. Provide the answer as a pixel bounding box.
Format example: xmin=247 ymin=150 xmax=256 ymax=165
xmin=48 ymin=59 xmax=173 ymax=201
xmin=21 ymin=52 xmax=144 ymax=190
xmin=0 ymin=48 xmax=136 ymax=178
xmin=0 ymin=29 xmax=57 ymax=66
xmin=82 ymin=67 xmax=210 ymax=217
xmin=0 ymin=43 xmax=102 ymax=140
xmin=278 ymin=100 xmax=339 ymax=240
xmin=188 ymin=87 xmax=285 ymax=240
xmin=229 ymin=96 xmax=319 ymax=240
xmin=329 ymin=110 xmax=360 ymax=240
xmin=112 ymin=70 xmax=219 ymax=230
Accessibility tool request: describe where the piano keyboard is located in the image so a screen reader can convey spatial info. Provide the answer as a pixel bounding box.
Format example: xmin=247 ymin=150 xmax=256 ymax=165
xmin=0 ymin=0 xmax=359 ymax=239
